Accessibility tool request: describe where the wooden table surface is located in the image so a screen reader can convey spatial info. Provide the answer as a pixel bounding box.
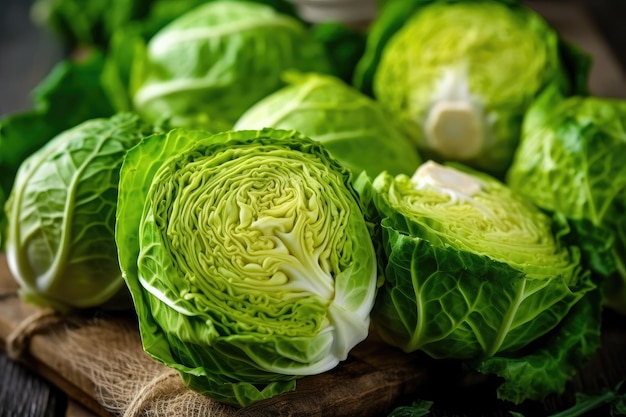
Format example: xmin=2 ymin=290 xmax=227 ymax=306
xmin=1 ymin=1 xmax=625 ymax=417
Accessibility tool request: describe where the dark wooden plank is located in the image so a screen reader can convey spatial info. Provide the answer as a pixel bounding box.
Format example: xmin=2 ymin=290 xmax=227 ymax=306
xmin=0 ymin=352 xmax=66 ymax=417
xmin=64 ymin=401 xmax=99 ymax=417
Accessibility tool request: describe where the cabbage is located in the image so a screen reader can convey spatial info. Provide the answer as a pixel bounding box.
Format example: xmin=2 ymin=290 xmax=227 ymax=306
xmin=130 ymin=1 xmax=331 ymax=131
xmin=115 ymin=128 xmax=378 ymax=406
xmin=4 ymin=113 xmax=151 ymax=312
xmin=354 ymin=0 xmax=590 ymax=177
xmin=235 ymin=73 xmax=422 ymax=177
xmin=507 ymin=86 xmax=626 ymax=314
xmin=355 ymin=160 xmax=599 ymax=402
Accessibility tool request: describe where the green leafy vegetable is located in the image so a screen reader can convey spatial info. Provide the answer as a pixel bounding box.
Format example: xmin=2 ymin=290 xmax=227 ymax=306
xmin=115 ymin=128 xmax=378 ymax=406
xmin=0 ymin=188 xmax=5 ymax=250
xmin=355 ymin=160 xmax=597 ymax=402
xmin=235 ymin=72 xmax=422 ymax=177
xmin=479 ymin=285 xmax=602 ymax=403
xmin=354 ymin=0 xmax=590 ymax=177
xmin=547 ymin=381 xmax=626 ymax=417
xmin=507 ymin=86 xmax=626 ymax=314
xmin=5 ymin=113 xmax=151 ymax=312
xmin=130 ymin=1 xmax=331 ymax=131
xmin=30 ymin=0 xmax=151 ymax=48
xmin=387 ymin=399 xmax=433 ymax=417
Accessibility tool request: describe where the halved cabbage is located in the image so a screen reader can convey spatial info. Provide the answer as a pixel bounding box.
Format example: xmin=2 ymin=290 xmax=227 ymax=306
xmin=355 ymin=160 xmax=598 ymax=402
xmin=116 ymin=128 xmax=378 ymax=406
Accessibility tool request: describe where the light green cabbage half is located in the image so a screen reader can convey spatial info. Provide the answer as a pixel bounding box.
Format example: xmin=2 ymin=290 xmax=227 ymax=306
xmin=507 ymin=86 xmax=626 ymax=315
xmin=130 ymin=1 xmax=331 ymax=131
xmin=116 ymin=128 xmax=378 ymax=406
xmin=355 ymin=160 xmax=599 ymax=403
xmin=5 ymin=113 xmax=151 ymax=312
xmin=234 ymin=73 xmax=422 ymax=177
xmin=359 ymin=0 xmax=589 ymax=177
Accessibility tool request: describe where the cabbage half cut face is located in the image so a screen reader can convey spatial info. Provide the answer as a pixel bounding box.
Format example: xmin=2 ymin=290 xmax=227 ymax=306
xmin=358 ymin=161 xmax=592 ymax=359
xmin=116 ymin=128 xmax=377 ymax=406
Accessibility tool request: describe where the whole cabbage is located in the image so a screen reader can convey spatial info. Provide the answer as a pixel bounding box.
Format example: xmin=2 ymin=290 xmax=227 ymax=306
xmin=5 ymin=113 xmax=151 ymax=312
xmin=131 ymin=1 xmax=331 ymax=131
xmin=354 ymin=0 xmax=590 ymax=177
xmin=235 ymin=73 xmax=422 ymax=177
xmin=507 ymin=86 xmax=626 ymax=315
xmin=115 ymin=128 xmax=378 ymax=406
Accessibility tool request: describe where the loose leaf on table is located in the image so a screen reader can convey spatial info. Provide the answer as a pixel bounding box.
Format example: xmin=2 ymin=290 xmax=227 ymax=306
xmin=478 ymin=287 xmax=602 ymax=404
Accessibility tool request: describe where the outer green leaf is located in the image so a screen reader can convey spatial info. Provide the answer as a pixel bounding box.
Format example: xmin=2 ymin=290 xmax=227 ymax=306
xmin=311 ymin=22 xmax=367 ymax=83
xmin=5 ymin=113 xmax=150 ymax=312
xmin=547 ymin=380 xmax=626 ymax=417
xmin=130 ymin=1 xmax=331 ymax=131
xmin=235 ymin=72 xmax=422 ymax=177
xmin=508 ymin=91 xmax=626 ymax=226
xmin=31 ymin=0 xmax=135 ymax=47
xmin=116 ymin=128 xmax=377 ymax=406
xmin=32 ymin=0 xmax=299 ymax=48
xmin=478 ymin=287 xmax=602 ymax=404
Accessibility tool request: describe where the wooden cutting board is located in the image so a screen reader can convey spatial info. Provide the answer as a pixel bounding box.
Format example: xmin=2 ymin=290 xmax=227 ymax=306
xmin=0 ymin=254 xmax=435 ymax=417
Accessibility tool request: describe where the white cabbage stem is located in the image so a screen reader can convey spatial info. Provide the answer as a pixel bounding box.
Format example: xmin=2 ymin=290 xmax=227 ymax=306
xmin=424 ymin=65 xmax=487 ymax=160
